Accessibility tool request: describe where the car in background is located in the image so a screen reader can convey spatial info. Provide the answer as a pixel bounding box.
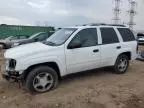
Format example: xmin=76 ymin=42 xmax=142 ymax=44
xmin=137 ymin=33 xmax=144 ymax=45
xmin=12 ymin=32 xmax=51 ymax=48
xmin=0 ymin=35 xmax=29 ymax=49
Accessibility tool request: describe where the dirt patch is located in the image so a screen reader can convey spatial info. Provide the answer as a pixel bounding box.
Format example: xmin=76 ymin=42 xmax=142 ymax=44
xmin=123 ymin=94 xmax=144 ymax=108
xmin=0 ymin=46 xmax=144 ymax=108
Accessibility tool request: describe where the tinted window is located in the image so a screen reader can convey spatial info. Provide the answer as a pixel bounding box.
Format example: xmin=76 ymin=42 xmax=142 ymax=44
xmin=11 ymin=36 xmax=19 ymax=40
xmin=19 ymin=36 xmax=27 ymax=39
xmin=35 ymin=33 xmax=47 ymax=41
xmin=100 ymin=28 xmax=119 ymax=44
xmin=69 ymin=28 xmax=98 ymax=48
xmin=118 ymin=28 xmax=135 ymax=42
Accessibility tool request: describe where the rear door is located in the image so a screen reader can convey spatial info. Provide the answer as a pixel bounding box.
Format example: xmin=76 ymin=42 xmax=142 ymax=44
xmin=117 ymin=28 xmax=137 ymax=60
xmin=100 ymin=27 xmax=121 ymax=67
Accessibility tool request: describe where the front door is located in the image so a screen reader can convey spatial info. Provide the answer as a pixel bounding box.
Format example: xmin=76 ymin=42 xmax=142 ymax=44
xmin=65 ymin=28 xmax=101 ymax=73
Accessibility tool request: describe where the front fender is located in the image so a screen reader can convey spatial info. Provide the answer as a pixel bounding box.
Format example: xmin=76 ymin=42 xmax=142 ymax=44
xmin=15 ymin=56 xmax=67 ymax=76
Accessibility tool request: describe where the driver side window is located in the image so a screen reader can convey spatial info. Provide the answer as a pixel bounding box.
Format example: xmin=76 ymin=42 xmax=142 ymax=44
xmin=69 ymin=28 xmax=98 ymax=48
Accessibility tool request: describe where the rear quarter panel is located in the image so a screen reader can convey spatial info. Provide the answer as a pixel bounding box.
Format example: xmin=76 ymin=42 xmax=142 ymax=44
xmin=120 ymin=41 xmax=137 ymax=60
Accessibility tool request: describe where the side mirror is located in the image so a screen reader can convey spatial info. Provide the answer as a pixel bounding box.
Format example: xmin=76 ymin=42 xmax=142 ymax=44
xmin=68 ymin=43 xmax=81 ymax=49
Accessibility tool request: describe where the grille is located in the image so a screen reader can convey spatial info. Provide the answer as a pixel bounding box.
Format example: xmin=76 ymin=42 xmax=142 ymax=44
xmin=9 ymin=59 xmax=16 ymax=69
xmin=4 ymin=59 xmax=16 ymax=70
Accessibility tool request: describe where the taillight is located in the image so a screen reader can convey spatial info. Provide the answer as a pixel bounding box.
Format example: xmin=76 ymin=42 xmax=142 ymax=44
xmin=136 ymin=42 xmax=138 ymax=53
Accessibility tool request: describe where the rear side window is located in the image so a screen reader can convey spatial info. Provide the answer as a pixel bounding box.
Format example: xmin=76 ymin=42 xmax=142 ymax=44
xmin=117 ymin=28 xmax=135 ymax=42
xmin=100 ymin=28 xmax=119 ymax=44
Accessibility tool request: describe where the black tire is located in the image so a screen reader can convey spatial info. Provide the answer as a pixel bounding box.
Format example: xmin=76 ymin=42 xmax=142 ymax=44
xmin=113 ymin=54 xmax=129 ymax=74
xmin=25 ymin=66 xmax=58 ymax=93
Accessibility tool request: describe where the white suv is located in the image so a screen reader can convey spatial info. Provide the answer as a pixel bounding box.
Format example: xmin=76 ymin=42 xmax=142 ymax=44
xmin=2 ymin=24 xmax=137 ymax=93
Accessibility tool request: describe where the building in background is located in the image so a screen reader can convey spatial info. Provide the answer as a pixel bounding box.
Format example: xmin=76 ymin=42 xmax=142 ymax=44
xmin=0 ymin=24 xmax=55 ymax=39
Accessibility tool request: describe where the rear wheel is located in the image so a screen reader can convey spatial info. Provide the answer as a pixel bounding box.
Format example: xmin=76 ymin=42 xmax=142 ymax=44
xmin=113 ymin=54 xmax=129 ymax=74
xmin=25 ymin=66 xmax=58 ymax=93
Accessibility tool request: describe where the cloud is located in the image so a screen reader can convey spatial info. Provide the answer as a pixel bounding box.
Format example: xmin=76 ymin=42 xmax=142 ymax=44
xmin=0 ymin=0 xmax=143 ymax=30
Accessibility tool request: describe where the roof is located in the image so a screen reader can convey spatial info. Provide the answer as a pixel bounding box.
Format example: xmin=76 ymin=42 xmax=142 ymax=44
xmin=66 ymin=23 xmax=128 ymax=29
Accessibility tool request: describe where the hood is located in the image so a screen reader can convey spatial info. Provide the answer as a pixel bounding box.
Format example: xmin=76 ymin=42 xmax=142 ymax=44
xmin=4 ymin=42 xmax=53 ymax=59
xmin=11 ymin=39 xmax=31 ymax=43
xmin=0 ymin=39 xmax=29 ymax=44
xmin=0 ymin=39 xmax=9 ymax=43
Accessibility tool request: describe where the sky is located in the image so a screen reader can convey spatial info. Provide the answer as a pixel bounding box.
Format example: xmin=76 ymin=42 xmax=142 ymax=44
xmin=0 ymin=0 xmax=143 ymax=30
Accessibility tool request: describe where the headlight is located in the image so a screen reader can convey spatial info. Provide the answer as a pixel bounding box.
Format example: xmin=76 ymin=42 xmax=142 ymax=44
xmin=5 ymin=59 xmax=9 ymax=67
xmin=9 ymin=59 xmax=16 ymax=69
xmin=5 ymin=59 xmax=16 ymax=70
xmin=12 ymin=43 xmax=20 ymax=47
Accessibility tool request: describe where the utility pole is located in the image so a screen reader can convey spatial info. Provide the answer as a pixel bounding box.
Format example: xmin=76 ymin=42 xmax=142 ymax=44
xmin=113 ymin=0 xmax=121 ymax=24
xmin=127 ymin=0 xmax=137 ymax=30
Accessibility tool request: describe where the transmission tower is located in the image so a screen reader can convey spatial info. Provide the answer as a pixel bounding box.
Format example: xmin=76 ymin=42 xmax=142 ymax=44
xmin=36 ymin=21 xmax=40 ymax=26
xmin=127 ymin=0 xmax=137 ymax=30
xmin=113 ymin=0 xmax=121 ymax=24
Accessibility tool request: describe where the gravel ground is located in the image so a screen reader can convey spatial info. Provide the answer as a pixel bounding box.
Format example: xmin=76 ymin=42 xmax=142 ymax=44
xmin=0 ymin=46 xmax=144 ymax=108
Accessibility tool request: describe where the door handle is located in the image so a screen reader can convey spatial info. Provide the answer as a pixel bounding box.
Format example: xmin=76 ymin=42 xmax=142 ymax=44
xmin=93 ymin=49 xmax=99 ymax=53
xmin=116 ymin=46 xmax=121 ymax=49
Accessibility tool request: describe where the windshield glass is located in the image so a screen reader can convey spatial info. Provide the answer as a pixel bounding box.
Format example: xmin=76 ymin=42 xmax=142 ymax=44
xmin=29 ymin=33 xmax=41 ymax=39
xmin=45 ymin=28 xmax=77 ymax=46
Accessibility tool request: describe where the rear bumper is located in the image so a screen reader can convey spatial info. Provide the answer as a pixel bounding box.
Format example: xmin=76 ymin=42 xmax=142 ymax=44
xmin=137 ymin=51 xmax=144 ymax=61
xmin=138 ymin=41 xmax=144 ymax=44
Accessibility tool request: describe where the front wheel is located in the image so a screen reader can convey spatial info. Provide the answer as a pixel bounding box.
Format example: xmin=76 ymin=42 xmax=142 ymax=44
xmin=25 ymin=66 xmax=58 ymax=93
xmin=113 ymin=54 xmax=129 ymax=74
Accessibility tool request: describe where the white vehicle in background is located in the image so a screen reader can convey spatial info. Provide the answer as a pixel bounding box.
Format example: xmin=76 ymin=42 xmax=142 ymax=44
xmin=0 ymin=35 xmax=29 ymax=49
xmin=137 ymin=33 xmax=144 ymax=45
xmin=2 ymin=24 xmax=137 ymax=93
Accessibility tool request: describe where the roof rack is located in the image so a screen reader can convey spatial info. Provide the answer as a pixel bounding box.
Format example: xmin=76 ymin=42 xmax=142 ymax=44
xmin=82 ymin=23 xmax=126 ymax=27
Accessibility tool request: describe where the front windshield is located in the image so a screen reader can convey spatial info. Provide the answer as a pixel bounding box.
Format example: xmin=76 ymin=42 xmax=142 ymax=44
xmin=29 ymin=33 xmax=41 ymax=39
xmin=45 ymin=28 xmax=77 ymax=46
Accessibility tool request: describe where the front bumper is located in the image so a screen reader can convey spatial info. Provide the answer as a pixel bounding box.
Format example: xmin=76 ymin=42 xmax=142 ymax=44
xmin=2 ymin=58 xmax=23 ymax=80
xmin=2 ymin=70 xmax=24 ymax=81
